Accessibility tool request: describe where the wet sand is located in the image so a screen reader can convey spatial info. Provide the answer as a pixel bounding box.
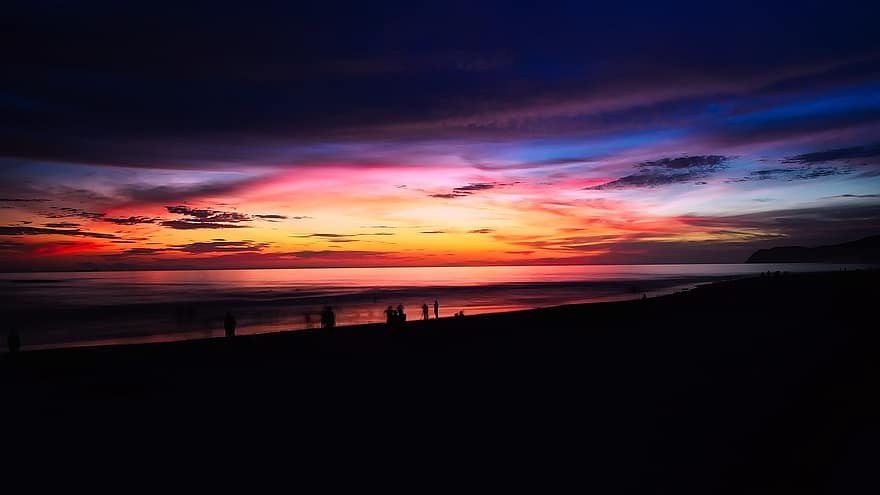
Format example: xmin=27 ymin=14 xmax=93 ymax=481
xmin=3 ymin=269 xmax=879 ymax=493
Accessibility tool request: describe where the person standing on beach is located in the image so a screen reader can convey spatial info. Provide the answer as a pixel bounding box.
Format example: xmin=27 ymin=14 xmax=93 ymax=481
xmin=321 ymin=306 xmax=336 ymax=328
xmin=422 ymin=303 xmax=429 ymax=320
xmin=434 ymin=300 xmax=439 ymax=319
xmin=327 ymin=306 xmax=336 ymax=328
xmin=385 ymin=305 xmax=395 ymax=324
xmin=224 ymin=311 xmax=237 ymax=337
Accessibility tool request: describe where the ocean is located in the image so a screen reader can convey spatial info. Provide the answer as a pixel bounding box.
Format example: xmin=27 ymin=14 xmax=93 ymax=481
xmin=0 ymin=263 xmax=868 ymax=350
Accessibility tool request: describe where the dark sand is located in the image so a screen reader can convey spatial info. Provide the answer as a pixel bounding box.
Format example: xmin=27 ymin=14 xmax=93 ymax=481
xmin=3 ymin=270 xmax=879 ymax=492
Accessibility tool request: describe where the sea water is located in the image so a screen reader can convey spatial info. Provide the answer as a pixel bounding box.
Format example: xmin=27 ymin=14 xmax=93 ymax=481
xmin=0 ymin=263 xmax=869 ymax=350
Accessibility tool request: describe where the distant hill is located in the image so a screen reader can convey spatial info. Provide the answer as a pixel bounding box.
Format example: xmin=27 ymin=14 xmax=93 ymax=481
xmin=746 ymin=235 xmax=880 ymax=263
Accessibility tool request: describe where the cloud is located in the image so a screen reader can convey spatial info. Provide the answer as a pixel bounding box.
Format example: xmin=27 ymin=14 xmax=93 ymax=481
xmin=728 ymin=166 xmax=851 ymax=183
xmin=161 ymin=205 xmax=252 ymax=229
xmin=420 ymin=231 xmax=446 ymax=234
xmin=304 ymin=233 xmax=355 ymax=238
xmin=0 ymin=198 xmax=49 ymax=202
xmin=160 ymin=220 xmax=250 ymax=230
xmin=44 ymin=222 xmax=80 ymax=228
xmin=429 ymin=193 xmax=468 ymax=199
xmin=122 ymin=247 xmax=173 ymax=256
xmin=117 ymin=240 xmax=270 ymax=256
xmin=677 ymin=203 xmax=880 ymax=247
xmin=287 ymin=250 xmax=390 ymax=259
xmin=429 ymin=182 xmax=500 ymax=199
xmin=48 ymin=207 xmax=106 ymax=220
xmin=454 ymin=183 xmax=494 ymax=193
xmin=468 ymin=228 xmax=494 ymax=234
xmin=176 ymin=241 xmax=269 ymax=254
xmin=782 ymin=143 xmax=880 ymax=165
xmin=0 ymin=226 xmax=118 ymax=239
xmin=585 ymin=155 xmax=730 ymax=190
xmin=118 ymin=179 xmax=258 ymax=203
xmin=254 ymin=214 xmax=288 ymax=219
xmin=826 ymin=193 xmax=880 ymax=198
xmin=103 ymin=216 xmax=158 ymax=225
xmin=165 ymin=205 xmax=251 ymax=223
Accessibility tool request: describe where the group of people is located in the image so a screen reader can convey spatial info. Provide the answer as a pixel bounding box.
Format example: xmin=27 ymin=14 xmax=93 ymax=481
xmin=222 ymin=299 xmax=443 ymax=340
xmin=421 ymin=300 xmax=439 ymax=320
xmin=386 ymin=299 xmax=440 ymax=325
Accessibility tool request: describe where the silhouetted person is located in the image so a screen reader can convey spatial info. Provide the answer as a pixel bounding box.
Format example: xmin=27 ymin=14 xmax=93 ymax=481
xmin=7 ymin=329 xmax=20 ymax=353
xmin=434 ymin=300 xmax=439 ymax=319
xmin=385 ymin=305 xmax=395 ymax=324
xmin=397 ymin=304 xmax=406 ymax=322
xmin=322 ymin=306 xmax=336 ymax=328
xmin=224 ymin=312 xmax=237 ymax=337
xmin=422 ymin=303 xmax=429 ymax=320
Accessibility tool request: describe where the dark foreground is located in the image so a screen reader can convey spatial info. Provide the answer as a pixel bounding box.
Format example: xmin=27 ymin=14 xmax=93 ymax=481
xmin=2 ymin=270 xmax=879 ymax=493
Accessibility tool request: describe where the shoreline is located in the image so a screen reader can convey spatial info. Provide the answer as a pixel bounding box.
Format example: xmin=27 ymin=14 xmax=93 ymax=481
xmin=6 ymin=264 xmax=874 ymax=352
xmin=3 ymin=269 xmax=878 ymax=492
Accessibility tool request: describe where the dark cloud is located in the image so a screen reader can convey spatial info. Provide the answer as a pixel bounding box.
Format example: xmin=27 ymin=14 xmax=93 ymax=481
xmin=118 ymin=241 xmax=269 ymax=256
xmin=48 ymin=207 xmax=106 ymax=220
xmin=640 ymin=155 xmax=728 ymax=170
xmin=420 ymin=231 xmax=446 ymax=234
xmin=430 ymin=182 xmax=498 ymax=199
xmin=827 ymin=193 xmax=880 ymax=198
xmin=728 ymin=166 xmax=851 ymax=183
xmin=254 ymin=214 xmax=288 ymax=219
xmin=287 ymin=250 xmax=389 ymax=259
xmin=304 ymin=233 xmax=354 ymax=238
xmin=0 ymin=198 xmax=49 ymax=202
xmin=429 ymin=193 xmax=468 ymax=199
xmin=0 ymin=226 xmax=118 ymax=239
xmin=585 ymin=155 xmax=730 ymax=190
xmin=44 ymin=222 xmax=80 ymax=228
xmin=176 ymin=241 xmax=269 ymax=254
xmin=454 ymin=183 xmax=494 ymax=193
xmin=165 ymin=205 xmax=250 ymax=223
xmin=161 ymin=205 xmax=251 ymax=230
xmin=122 ymin=247 xmax=172 ymax=256
xmin=678 ymin=203 xmax=880 ymax=248
xmin=782 ymin=143 xmax=880 ymax=165
xmin=328 ymin=239 xmax=359 ymax=243
xmin=118 ymin=179 xmax=256 ymax=202
xmin=160 ymin=220 xmax=249 ymax=230
xmin=468 ymin=228 xmax=494 ymax=234
xmin=103 ymin=216 xmax=158 ymax=225
xmin=2 ymin=0 xmax=879 ymax=169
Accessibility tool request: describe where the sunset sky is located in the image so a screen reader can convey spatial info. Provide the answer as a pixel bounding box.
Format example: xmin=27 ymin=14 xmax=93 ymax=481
xmin=2 ymin=0 xmax=879 ymax=271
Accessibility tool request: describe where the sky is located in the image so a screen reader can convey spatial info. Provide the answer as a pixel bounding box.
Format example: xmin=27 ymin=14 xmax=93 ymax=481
xmin=2 ymin=0 xmax=880 ymax=271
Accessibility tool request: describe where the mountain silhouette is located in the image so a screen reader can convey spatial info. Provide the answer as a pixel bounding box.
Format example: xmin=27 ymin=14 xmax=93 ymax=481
xmin=746 ymin=235 xmax=880 ymax=263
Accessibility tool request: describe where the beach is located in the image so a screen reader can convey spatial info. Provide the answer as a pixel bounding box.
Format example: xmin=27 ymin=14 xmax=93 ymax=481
xmin=3 ymin=269 xmax=879 ymax=492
